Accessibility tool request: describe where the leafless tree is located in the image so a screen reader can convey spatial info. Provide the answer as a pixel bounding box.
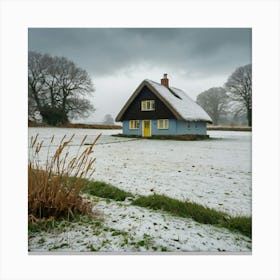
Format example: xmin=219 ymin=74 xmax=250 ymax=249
xmin=225 ymin=64 xmax=252 ymax=126
xmin=196 ymin=87 xmax=229 ymax=125
xmin=103 ymin=114 xmax=114 ymax=125
xmin=28 ymin=51 xmax=95 ymax=125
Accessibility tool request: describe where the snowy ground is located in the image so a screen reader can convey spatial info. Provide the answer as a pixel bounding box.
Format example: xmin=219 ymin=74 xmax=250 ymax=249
xmin=29 ymin=196 xmax=251 ymax=253
xmin=29 ymin=128 xmax=251 ymax=217
xmin=28 ymin=127 xmax=251 ymax=253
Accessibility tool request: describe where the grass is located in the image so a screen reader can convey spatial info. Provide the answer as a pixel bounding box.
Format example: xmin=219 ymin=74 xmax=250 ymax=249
xmin=28 ymin=214 xmax=99 ymax=234
xmin=49 ymin=243 xmax=69 ymax=251
xmin=28 ymin=133 xmax=251 ymax=241
xmin=132 ymin=194 xmax=251 ymax=238
xmin=132 ymin=194 xmax=226 ymax=224
xmin=28 ymin=133 xmax=100 ymax=221
xmin=87 ymin=244 xmax=98 ymax=252
xmin=223 ymin=216 xmax=252 ymax=238
xmin=81 ymin=180 xmax=133 ymax=201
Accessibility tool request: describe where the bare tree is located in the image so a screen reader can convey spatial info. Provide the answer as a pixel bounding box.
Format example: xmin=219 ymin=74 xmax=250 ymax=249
xmin=196 ymin=87 xmax=229 ymax=125
xmin=225 ymin=64 xmax=252 ymax=126
xmin=28 ymin=52 xmax=48 ymax=114
xmin=103 ymin=114 xmax=114 ymax=125
xmin=28 ymin=51 xmax=95 ymax=125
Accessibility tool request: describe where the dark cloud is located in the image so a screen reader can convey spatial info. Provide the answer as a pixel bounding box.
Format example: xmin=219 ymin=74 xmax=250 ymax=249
xmin=28 ymin=28 xmax=251 ymax=78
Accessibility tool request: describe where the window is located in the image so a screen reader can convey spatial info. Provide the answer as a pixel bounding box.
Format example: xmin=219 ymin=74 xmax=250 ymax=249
xmin=186 ymin=121 xmax=191 ymax=128
xmin=195 ymin=121 xmax=199 ymax=128
xmin=129 ymin=120 xmax=139 ymax=129
xmin=157 ymin=119 xmax=169 ymax=129
xmin=141 ymin=100 xmax=155 ymax=111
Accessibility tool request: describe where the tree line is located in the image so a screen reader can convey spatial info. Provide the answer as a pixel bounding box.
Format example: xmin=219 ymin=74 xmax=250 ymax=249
xmin=196 ymin=64 xmax=252 ymax=126
xmin=29 ymin=51 xmax=251 ymax=127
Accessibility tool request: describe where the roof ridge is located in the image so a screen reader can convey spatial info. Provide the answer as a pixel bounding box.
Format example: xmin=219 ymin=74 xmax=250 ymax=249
xmin=144 ymin=79 xmax=160 ymax=84
xmin=145 ymin=79 xmax=183 ymax=99
xmin=170 ymin=86 xmax=183 ymax=91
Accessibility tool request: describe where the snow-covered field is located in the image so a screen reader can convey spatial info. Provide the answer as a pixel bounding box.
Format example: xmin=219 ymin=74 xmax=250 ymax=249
xmin=29 ymin=196 xmax=251 ymax=253
xmin=28 ymin=127 xmax=251 ymax=253
xmin=29 ymin=128 xmax=251 ymax=217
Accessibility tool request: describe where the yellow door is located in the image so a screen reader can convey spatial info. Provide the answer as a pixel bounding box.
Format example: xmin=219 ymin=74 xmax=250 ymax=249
xmin=142 ymin=120 xmax=151 ymax=137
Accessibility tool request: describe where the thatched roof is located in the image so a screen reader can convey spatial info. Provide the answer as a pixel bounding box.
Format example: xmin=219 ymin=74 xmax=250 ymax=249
xmin=116 ymin=79 xmax=212 ymax=123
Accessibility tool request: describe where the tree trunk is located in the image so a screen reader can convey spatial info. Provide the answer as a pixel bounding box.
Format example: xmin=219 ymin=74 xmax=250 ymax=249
xmin=247 ymin=108 xmax=252 ymax=127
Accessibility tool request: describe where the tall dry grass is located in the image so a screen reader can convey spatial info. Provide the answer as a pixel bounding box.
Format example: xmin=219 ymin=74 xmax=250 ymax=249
xmin=28 ymin=133 xmax=101 ymax=222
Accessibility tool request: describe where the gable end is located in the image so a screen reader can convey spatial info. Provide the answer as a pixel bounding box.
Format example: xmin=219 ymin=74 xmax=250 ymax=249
xmin=116 ymin=81 xmax=184 ymax=122
xmin=120 ymin=85 xmax=177 ymax=121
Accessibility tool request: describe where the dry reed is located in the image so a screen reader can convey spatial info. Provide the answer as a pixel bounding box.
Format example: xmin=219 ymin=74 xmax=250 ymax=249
xmin=28 ymin=133 xmax=101 ymax=221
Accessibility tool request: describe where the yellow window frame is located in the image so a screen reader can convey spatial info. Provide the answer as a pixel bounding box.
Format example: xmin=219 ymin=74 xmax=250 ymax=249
xmin=129 ymin=120 xmax=139 ymax=129
xmin=141 ymin=100 xmax=155 ymax=111
xmin=157 ymin=119 xmax=169 ymax=129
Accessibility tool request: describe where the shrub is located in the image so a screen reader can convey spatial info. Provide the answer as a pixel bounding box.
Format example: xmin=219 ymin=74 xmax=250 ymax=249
xmin=28 ymin=133 xmax=101 ymax=221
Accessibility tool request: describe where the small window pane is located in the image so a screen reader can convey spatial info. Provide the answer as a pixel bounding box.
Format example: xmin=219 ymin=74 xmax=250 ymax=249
xmin=129 ymin=120 xmax=139 ymax=129
xmin=141 ymin=100 xmax=155 ymax=111
xmin=158 ymin=119 xmax=168 ymax=129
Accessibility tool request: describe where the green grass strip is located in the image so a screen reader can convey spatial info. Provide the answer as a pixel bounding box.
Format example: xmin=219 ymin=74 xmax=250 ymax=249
xmin=224 ymin=216 xmax=252 ymax=238
xmin=132 ymin=194 xmax=251 ymax=238
xmin=70 ymin=178 xmax=251 ymax=238
xmin=81 ymin=180 xmax=133 ymax=201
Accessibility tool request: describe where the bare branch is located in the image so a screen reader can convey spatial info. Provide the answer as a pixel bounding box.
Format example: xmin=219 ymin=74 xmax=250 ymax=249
xmin=224 ymin=64 xmax=252 ymax=126
xmin=28 ymin=51 xmax=95 ymax=125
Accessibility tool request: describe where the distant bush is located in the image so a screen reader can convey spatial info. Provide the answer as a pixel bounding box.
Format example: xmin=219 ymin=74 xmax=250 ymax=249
xmin=28 ymin=133 xmax=100 ymax=221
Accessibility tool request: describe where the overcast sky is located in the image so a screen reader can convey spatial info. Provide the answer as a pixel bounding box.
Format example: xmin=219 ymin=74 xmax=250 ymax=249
xmin=28 ymin=28 xmax=251 ymax=123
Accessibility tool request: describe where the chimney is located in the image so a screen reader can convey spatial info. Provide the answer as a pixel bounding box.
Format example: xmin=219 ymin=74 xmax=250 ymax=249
xmin=160 ymin=73 xmax=169 ymax=88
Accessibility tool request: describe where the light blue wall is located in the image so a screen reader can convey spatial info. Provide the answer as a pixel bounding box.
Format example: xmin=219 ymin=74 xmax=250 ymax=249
xmin=123 ymin=120 xmax=142 ymax=135
xmin=151 ymin=119 xmax=177 ymax=135
xmin=122 ymin=119 xmax=207 ymax=136
xmin=177 ymin=120 xmax=206 ymax=135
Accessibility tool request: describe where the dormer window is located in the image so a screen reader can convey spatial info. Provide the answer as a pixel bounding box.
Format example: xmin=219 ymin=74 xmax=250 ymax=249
xmin=141 ymin=100 xmax=155 ymax=111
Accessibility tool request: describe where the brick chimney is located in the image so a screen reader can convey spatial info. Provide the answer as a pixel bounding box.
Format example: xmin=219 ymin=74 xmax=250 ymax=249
xmin=160 ymin=73 xmax=169 ymax=88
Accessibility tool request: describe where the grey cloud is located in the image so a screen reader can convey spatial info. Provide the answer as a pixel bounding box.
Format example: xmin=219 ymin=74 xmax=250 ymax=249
xmin=28 ymin=28 xmax=251 ymax=78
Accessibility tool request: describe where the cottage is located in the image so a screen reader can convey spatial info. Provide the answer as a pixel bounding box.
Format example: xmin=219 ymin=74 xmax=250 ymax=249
xmin=115 ymin=74 xmax=212 ymax=137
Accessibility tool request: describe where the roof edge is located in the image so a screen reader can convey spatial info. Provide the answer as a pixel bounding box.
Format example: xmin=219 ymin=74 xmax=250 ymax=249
xmin=115 ymin=79 xmax=213 ymax=123
xmin=115 ymin=80 xmax=184 ymax=122
xmin=115 ymin=80 xmax=146 ymax=122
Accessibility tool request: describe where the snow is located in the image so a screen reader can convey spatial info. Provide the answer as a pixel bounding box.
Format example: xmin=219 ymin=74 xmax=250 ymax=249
xmin=145 ymin=79 xmax=212 ymax=122
xmin=29 ymin=127 xmax=251 ymax=217
xmin=28 ymin=127 xmax=251 ymax=252
xmin=29 ymin=197 xmax=251 ymax=253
